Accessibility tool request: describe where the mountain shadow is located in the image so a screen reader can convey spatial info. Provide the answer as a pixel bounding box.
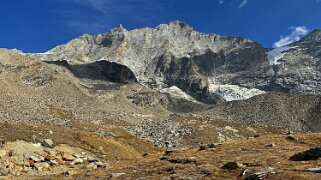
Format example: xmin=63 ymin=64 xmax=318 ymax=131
xmin=46 ymin=60 xmax=137 ymax=84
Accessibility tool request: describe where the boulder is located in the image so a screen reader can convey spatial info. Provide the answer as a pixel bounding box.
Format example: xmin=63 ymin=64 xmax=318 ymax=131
xmin=0 ymin=161 xmax=8 ymax=176
xmin=0 ymin=150 xmax=6 ymax=158
xmin=86 ymin=163 xmax=97 ymax=170
xmin=41 ymin=139 xmax=54 ymax=148
xmin=112 ymin=173 xmax=126 ymax=178
xmin=222 ymin=162 xmax=244 ymax=170
xmin=30 ymin=155 xmax=44 ymax=162
xmin=290 ymin=146 xmax=321 ymax=161
xmin=96 ymin=161 xmax=108 ymax=168
xmin=304 ymin=167 xmax=321 ymax=173
xmin=71 ymin=158 xmax=84 ymax=165
xmin=55 ymin=155 xmax=65 ymax=165
xmin=62 ymin=153 xmax=75 ymax=161
xmin=245 ymin=168 xmax=275 ymax=180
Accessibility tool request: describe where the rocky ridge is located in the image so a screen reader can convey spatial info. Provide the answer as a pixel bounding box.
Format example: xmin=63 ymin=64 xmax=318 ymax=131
xmin=267 ymin=29 xmax=321 ymax=93
xmin=36 ymin=21 xmax=272 ymax=104
xmin=35 ymin=21 xmax=321 ymax=104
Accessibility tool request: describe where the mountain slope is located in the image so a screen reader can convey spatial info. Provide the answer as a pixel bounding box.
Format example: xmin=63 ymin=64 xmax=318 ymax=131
xmin=202 ymin=92 xmax=321 ymax=131
xmin=38 ymin=21 xmax=271 ymax=103
xmin=33 ymin=23 xmax=321 ymax=105
xmin=0 ymin=48 xmax=183 ymax=125
xmin=265 ymin=29 xmax=321 ymax=93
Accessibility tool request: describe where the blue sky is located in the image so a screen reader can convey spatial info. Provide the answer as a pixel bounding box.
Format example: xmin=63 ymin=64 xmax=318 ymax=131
xmin=0 ymin=0 xmax=321 ymax=52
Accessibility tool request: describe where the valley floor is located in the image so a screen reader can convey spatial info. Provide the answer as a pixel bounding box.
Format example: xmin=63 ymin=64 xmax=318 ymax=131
xmin=1 ymin=122 xmax=321 ymax=179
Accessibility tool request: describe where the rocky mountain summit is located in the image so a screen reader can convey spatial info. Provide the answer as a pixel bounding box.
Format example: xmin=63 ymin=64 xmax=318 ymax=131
xmin=35 ymin=21 xmax=270 ymax=103
xmin=35 ymin=21 xmax=321 ymax=104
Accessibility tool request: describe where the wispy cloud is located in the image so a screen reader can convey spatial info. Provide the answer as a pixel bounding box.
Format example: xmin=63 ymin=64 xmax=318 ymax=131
xmin=238 ymin=0 xmax=249 ymax=8
xmin=66 ymin=20 xmax=106 ymax=34
xmin=56 ymin=0 xmax=173 ymax=34
xmin=273 ymin=26 xmax=309 ymax=48
xmin=219 ymin=0 xmax=224 ymax=4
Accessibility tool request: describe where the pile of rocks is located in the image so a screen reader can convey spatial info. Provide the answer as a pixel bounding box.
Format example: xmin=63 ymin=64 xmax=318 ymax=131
xmin=128 ymin=118 xmax=191 ymax=148
xmin=28 ymin=150 xmax=107 ymax=172
xmin=0 ymin=140 xmax=108 ymax=177
xmin=21 ymin=65 xmax=56 ymax=88
xmin=127 ymin=91 xmax=167 ymax=108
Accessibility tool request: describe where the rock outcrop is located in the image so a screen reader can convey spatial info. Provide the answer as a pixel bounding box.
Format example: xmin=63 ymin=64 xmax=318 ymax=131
xmin=29 ymin=22 xmax=321 ymax=104
xmin=36 ymin=21 xmax=272 ymax=103
xmin=264 ymin=29 xmax=321 ymax=93
xmin=290 ymin=146 xmax=321 ymax=161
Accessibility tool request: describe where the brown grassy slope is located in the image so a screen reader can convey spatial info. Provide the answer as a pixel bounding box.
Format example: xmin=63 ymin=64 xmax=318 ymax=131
xmin=91 ymin=133 xmax=321 ymax=179
xmin=0 ymin=122 xmax=162 ymax=161
xmin=2 ymin=121 xmax=321 ymax=179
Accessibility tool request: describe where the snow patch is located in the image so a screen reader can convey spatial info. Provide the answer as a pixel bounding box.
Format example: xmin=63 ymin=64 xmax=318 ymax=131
xmin=27 ymin=52 xmax=52 ymax=61
xmin=267 ymin=46 xmax=295 ymax=65
xmin=208 ymin=84 xmax=265 ymax=102
xmin=161 ymin=86 xmax=200 ymax=103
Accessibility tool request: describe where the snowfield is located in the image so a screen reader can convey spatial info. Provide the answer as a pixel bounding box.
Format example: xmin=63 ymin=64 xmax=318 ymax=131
xmin=208 ymin=84 xmax=265 ymax=102
xmin=267 ymin=46 xmax=295 ymax=65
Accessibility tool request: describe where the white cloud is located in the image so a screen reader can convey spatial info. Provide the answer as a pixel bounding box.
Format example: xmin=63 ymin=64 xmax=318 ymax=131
xmin=219 ymin=0 xmax=224 ymax=4
xmin=273 ymin=26 xmax=309 ymax=48
xmin=238 ymin=0 xmax=249 ymax=8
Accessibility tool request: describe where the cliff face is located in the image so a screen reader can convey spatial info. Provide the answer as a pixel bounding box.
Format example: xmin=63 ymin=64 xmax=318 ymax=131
xmin=266 ymin=30 xmax=321 ymax=93
xmin=37 ymin=21 xmax=321 ymax=104
xmin=38 ymin=21 xmax=271 ymax=103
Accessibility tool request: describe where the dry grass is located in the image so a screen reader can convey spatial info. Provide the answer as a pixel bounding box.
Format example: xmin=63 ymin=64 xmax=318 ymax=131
xmin=2 ymin=122 xmax=321 ymax=179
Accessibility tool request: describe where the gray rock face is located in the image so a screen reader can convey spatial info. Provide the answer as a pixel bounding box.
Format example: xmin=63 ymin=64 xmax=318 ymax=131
xmin=35 ymin=21 xmax=321 ymax=103
xmin=265 ymin=29 xmax=321 ymax=93
xmin=38 ymin=21 xmax=270 ymax=103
